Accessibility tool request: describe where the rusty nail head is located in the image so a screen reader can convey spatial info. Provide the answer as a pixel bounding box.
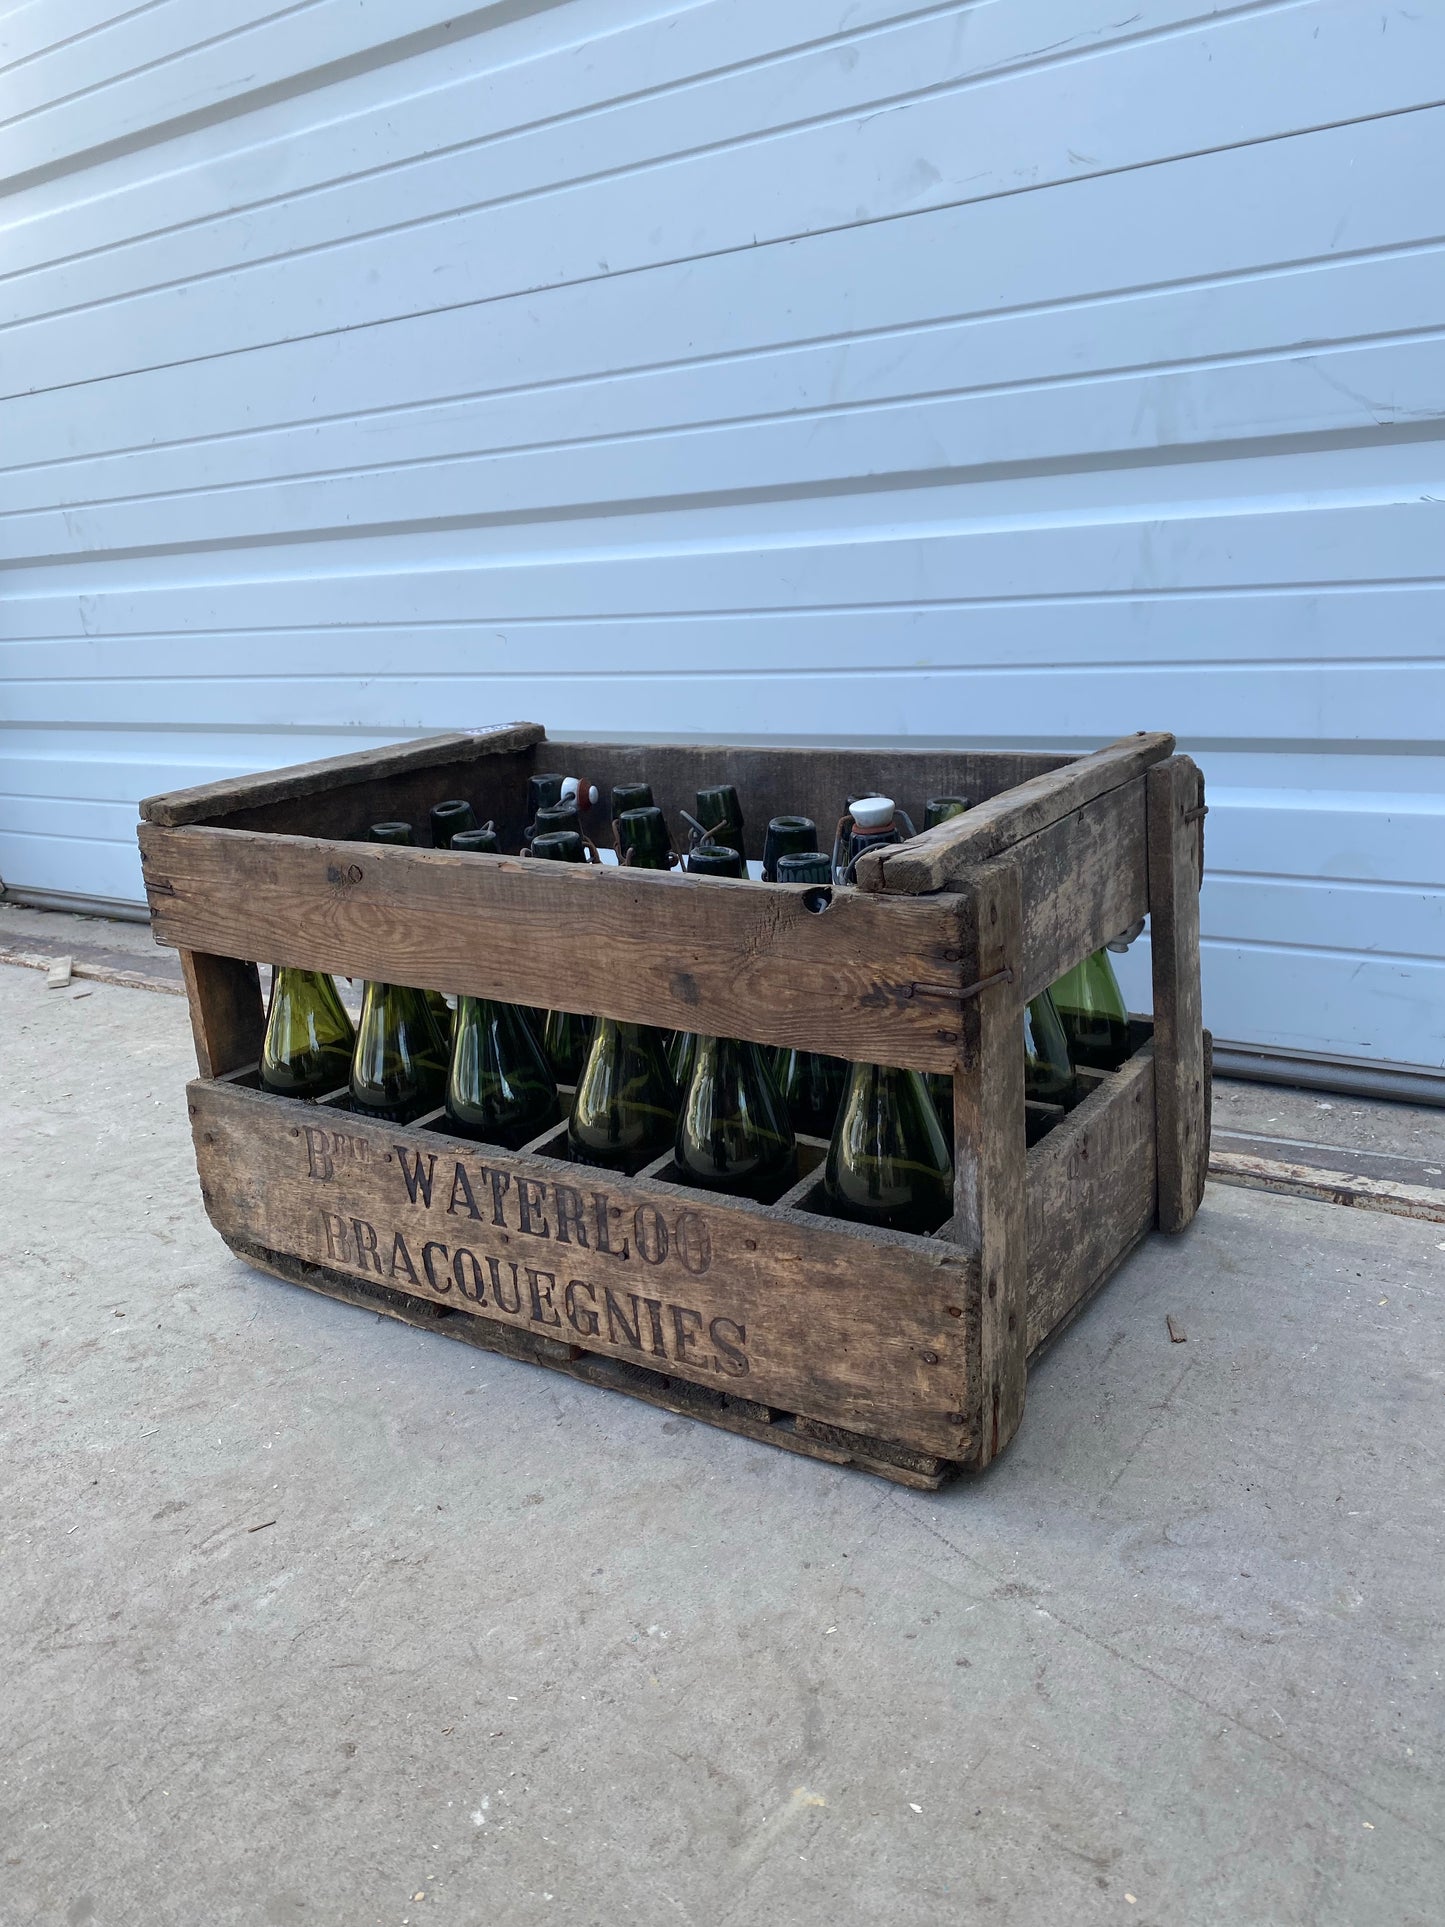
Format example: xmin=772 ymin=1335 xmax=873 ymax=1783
xmin=946 ymin=1306 xmax=963 ymax=1318
xmin=921 ymin=1350 xmax=939 ymax=1365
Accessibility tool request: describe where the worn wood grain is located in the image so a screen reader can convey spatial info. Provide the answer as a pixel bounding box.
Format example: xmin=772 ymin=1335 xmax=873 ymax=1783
xmin=190 ymin=1077 xmax=977 ymax=1457
xmin=854 ymin=732 xmax=1175 ymax=893
xmin=949 ymin=859 xmax=1028 ymax=1467
xmin=1147 ymin=756 xmax=1208 ymax=1231
xmin=179 ymin=950 xmax=265 ymax=1079
xmin=228 ymin=1239 xmax=955 ymax=1489
xmin=1208 ymin=1152 xmax=1445 ymax=1224
xmin=1011 ymin=776 xmax=1150 ymax=999
xmin=549 ymin=740 xmax=1074 ymax=862
xmin=142 ymin=824 xmax=968 ymax=1070
xmin=1025 ymin=1047 xmax=1158 ymax=1352
xmin=140 ymin=722 xmax=545 ymax=830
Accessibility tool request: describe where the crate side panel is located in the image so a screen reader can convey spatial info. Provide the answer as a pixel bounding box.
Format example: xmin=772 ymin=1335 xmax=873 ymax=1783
xmin=1014 ymin=777 xmax=1150 ymax=999
xmin=552 ymin=741 xmax=1075 ymax=862
xmin=190 ymin=1079 xmax=975 ymax=1456
xmin=140 ymin=724 xmax=545 ymax=829
xmin=145 ymin=826 xmax=967 ymax=1069
xmin=1025 ymin=1047 xmax=1158 ymax=1353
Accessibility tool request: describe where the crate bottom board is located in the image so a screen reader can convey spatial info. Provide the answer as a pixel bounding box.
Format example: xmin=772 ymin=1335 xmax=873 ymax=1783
xmin=227 ymin=1235 xmax=958 ymax=1491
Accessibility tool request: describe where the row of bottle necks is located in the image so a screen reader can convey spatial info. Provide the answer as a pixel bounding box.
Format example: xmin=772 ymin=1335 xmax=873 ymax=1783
xmin=257 ymin=784 xmax=1136 ymax=1239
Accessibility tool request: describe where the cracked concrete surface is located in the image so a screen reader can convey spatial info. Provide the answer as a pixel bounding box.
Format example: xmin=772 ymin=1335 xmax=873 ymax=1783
xmin=2 ymin=964 xmax=1442 ymax=1926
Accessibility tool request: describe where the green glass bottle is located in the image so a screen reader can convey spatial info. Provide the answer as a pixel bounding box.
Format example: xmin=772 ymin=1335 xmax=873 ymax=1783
xmin=349 ymin=982 xmax=448 ymax=1123
xmin=925 ymin=1072 xmax=954 ymax=1151
xmin=668 ymin=1030 xmax=698 ymax=1088
xmin=1024 ymin=990 xmax=1076 ymax=1105
xmin=1049 ymin=950 xmax=1132 ymax=1071
xmin=617 ymin=804 xmax=674 ymax=868
xmin=568 ymin=1022 xmax=678 ymax=1172
xmin=368 ymin=821 xmax=453 ymax=1042
xmin=450 ymin=825 xmax=499 ymax=856
xmin=685 ymin=845 xmax=743 ymax=879
xmin=445 ymin=996 xmax=559 ymax=1148
xmin=525 ymin=772 xmax=566 ymax=841
xmin=925 ymin=796 xmax=970 ymax=828
xmin=568 ymin=808 xmax=678 ymax=1170
xmin=693 ymin=784 xmax=744 ymax=857
xmin=823 ymin=1062 xmax=953 ymax=1236
xmin=675 ymin=1033 xmax=795 ymax=1200
xmin=260 ymin=968 xmax=355 ymax=1099
xmin=429 ymin=798 xmax=477 ymax=849
xmin=771 ymin=854 xmax=846 ymax=1135
xmin=528 ymin=829 xmax=595 ymax=1082
xmin=610 ymin=781 xmax=653 ymax=824
xmin=762 ymin=816 xmax=818 ymax=882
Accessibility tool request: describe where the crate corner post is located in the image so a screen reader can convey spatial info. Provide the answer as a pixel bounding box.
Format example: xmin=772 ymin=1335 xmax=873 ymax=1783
xmin=950 ymin=857 xmax=1029 ymax=1468
xmin=178 ymin=950 xmax=265 ymax=1081
xmin=1146 ymin=754 xmax=1208 ymax=1233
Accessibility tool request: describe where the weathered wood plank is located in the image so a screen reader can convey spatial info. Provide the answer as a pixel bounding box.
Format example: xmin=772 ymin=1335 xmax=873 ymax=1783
xmin=1147 ymin=756 xmax=1208 ymax=1232
xmin=140 ymin=722 xmax=545 ymax=829
xmin=190 ymin=1078 xmax=977 ymax=1457
xmin=854 ymin=732 xmax=1175 ymax=893
xmin=949 ymin=859 xmax=1028 ymax=1467
xmin=1026 ymin=1047 xmax=1158 ymax=1353
xmin=550 ymin=740 xmax=1075 ymax=862
xmin=1012 ymin=776 xmax=1149 ymax=999
xmin=179 ymin=950 xmax=264 ymax=1079
xmin=141 ymin=824 xmax=969 ymax=1070
xmin=228 ymin=1240 xmax=955 ymax=1489
xmin=1207 ymin=1153 xmax=1445 ymax=1224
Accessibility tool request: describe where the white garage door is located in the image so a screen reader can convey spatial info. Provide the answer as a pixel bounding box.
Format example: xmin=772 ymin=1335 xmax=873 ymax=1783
xmin=1 ymin=0 xmax=1442 ymax=1084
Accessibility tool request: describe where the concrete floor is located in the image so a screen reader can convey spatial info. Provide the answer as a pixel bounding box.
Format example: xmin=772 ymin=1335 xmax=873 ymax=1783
xmin=2 ymin=962 xmax=1443 ymax=1927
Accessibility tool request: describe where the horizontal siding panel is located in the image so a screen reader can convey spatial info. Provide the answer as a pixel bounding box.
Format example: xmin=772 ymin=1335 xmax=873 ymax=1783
xmin=7 ymin=107 xmax=1440 ymax=466
xmin=5 ymin=3 xmax=1442 ymax=395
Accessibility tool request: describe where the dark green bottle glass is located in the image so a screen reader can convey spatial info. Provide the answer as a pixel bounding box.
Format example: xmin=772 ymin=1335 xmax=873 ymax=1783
xmin=1024 ymin=989 xmax=1076 ymax=1105
xmin=770 ymin=852 xmax=846 ymax=1134
xmin=762 ymin=816 xmax=818 ymax=882
xmin=823 ymin=1062 xmax=953 ymax=1236
xmin=925 ymin=1072 xmax=954 ymax=1151
xmin=617 ymin=805 xmax=673 ymax=868
xmin=668 ymin=1030 xmax=698 ymax=1088
xmin=525 ymin=771 xmax=565 ymax=832
xmin=368 ymin=820 xmax=453 ymax=1043
xmin=568 ymin=1022 xmax=678 ymax=1172
xmin=528 ymin=829 xmax=595 ymax=1082
xmin=450 ymin=826 xmax=500 ymax=855
xmin=610 ymin=781 xmax=653 ymax=823
xmin=774 ymin=1046 xmax=846 ymax=1138
xmin=685 ymin=845 xmax=743 ymax=878
xmin=531 ymin=800 xmax=581 ymax=844
xmin=445 ymin=996 xmax=559 ymax=1148
xmin=693 ymin=784 xmax=743 ymax=856
xmin=1049 ymin=950 xmax=1131 ymax=1070
xmin=675 ymin=1033 xmax=795 ymax=1200
xmin=260 ymin=968 xmax=355 ymax=1099
xmin=349 ymin=983 xmax=448 ymax=1123
xmin=429 ymin=799 xmax=477 ymax=848
xmin=925 ymin=796 xmax=970 ymax=828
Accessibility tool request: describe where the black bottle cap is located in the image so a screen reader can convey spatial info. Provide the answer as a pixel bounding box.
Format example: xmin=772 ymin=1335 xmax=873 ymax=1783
xmin=686 ymin=845 xmax=744 ymax=878
xmin=529 ymin=830 xmax=585 ymax=863
xmin=369 ymin=821 xmax=414 ymax=845
xmin=776 ymin=851 xmax=831 ymax=885
xmin=450 ymin=826 xmax=500 ymax=854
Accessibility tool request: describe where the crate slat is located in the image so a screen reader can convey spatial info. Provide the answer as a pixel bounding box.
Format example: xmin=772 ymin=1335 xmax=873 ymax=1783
xmin=143 ymin=825 xmax=969 ymax=1069
xmin=189 ymin=1077 xmax=978 ymax=1459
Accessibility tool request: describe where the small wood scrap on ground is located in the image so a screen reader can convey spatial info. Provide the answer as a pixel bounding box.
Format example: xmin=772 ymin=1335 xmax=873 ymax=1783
xmin=1167 ymin=1314 xmax=1187 ymax=1343
xmin=47 ymin=956 xmax=73 ymax=989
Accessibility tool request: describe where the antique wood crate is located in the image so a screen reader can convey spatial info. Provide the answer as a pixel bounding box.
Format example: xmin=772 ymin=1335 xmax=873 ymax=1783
xmin=137 ymin=721 xmax=1208 ymax=1489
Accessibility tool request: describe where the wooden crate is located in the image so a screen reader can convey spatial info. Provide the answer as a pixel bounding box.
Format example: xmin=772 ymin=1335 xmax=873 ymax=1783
xmin=137 ymin=721 xmax=1208 ymax=1489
